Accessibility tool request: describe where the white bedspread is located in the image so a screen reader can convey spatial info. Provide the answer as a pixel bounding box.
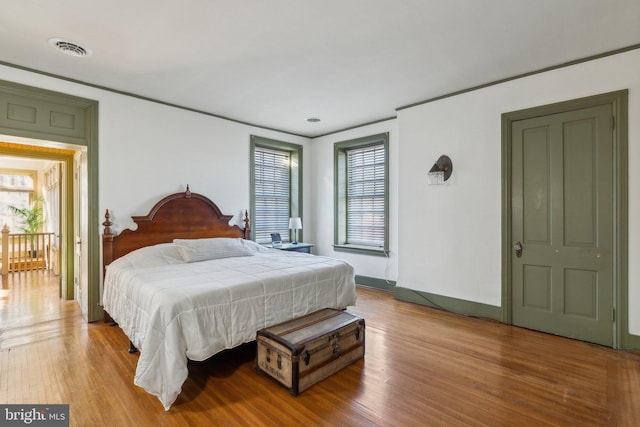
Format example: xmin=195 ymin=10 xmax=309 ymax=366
xmin=102 ymin=241 xmax=356 ymax=410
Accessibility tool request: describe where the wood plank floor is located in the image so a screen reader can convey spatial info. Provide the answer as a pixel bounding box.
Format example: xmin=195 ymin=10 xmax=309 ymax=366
xmin=1 ymin=271 xmax=639 ymax=426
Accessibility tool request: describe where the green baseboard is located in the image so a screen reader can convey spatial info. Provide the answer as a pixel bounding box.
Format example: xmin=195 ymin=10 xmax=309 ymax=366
xmin=621 ymin=331 xmax=640 ymax=350
xmin=394 ymin=287 xmax=502 ymax=321
xmin=355 ymin=275 xmax=396 ymax=291
xmin=361 ymin=281 xmax=640 ymax=349
xmin=394 ymin=287 xmax=640 ymax=349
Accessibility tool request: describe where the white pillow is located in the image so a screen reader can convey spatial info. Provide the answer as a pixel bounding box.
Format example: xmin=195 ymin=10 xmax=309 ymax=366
xmin=238 ymin=238 xmax=271 ymax=253
xmin=116 ymin=243 xmax=185 ymax=268
xmin=173 ymin=237 xmax=254 ymax=262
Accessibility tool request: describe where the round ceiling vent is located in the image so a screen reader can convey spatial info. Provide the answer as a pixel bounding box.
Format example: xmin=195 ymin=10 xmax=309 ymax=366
xmin=48 ymin=38 xmax=92 ymax=57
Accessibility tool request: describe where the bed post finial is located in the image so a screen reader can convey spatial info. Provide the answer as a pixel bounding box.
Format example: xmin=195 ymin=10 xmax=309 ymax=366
xmin=185 ymin=185 xmax=191 ymax=198
xmin=102 ymin=209 xmax=115 ymax=281
xmin=103 ymin=209 xmax=113 ymax=236
xmin=243 ymin=210 xmax=250 ymax=234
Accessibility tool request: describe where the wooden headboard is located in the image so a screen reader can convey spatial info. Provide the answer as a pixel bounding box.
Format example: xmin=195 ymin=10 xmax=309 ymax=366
xmin=102 ymin=187 xmax=250 ymax=270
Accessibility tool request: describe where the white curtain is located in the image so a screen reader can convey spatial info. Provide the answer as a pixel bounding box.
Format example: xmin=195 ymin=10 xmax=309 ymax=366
xmin=44 ymin=167 xmax=60 ymax=249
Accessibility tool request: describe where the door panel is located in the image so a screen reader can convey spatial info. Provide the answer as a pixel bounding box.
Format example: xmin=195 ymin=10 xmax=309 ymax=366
xmin=564 ymin=269 xmax=596 ymax=318
xmin=563 ymin=119 xmax=596 ymax=246
xmin=522 ymin=265 xmax=551 ymax=310
xmin=522 ymin=126 xmax=551 ymax=244
xmin=511 ymin=105 xmax=613 ymax=346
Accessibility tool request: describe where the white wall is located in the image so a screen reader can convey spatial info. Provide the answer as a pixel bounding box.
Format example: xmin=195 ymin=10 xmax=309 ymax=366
xmin=97 ymin=95 xmax=312 ymax=235
xmin=3 ymin=49 xmax=639 ymax=336
xmin=396 ymin=49 xmax=640 ymax=334
xmin=0 ymin=64 xmax=312 ymax=237
xmin=311 ymin=119 xmax=399 ymax=283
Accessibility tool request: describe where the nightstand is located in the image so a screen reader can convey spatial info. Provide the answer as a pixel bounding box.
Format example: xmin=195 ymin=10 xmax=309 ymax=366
xmin=272 ymin=243 xmax=314 ymax=254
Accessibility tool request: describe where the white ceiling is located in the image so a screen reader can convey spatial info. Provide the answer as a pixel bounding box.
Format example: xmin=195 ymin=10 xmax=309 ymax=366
xmin=1 ymin=0 xmax=639 ymax=137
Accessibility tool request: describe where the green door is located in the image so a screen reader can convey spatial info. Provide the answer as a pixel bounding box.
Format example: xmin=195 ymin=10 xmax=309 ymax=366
xmin=511 ymin=105 xmax=614 ymax=346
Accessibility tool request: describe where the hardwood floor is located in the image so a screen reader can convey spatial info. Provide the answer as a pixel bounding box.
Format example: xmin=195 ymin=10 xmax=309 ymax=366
xmin=1 ymin=272 xmax=639 ymax=426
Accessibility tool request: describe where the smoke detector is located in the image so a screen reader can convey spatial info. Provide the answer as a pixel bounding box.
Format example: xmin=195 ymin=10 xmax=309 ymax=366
xmin=48 ymin=38 xmax=92 ymax=57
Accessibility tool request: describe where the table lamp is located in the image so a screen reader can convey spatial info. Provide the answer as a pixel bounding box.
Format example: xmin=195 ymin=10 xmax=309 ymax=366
xmin=289 ymin=217 xmax=302 ymax=245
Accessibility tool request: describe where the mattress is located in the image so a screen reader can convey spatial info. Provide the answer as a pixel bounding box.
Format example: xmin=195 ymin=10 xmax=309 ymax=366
xmin=102 ymin=239 xmax=356 ymax=410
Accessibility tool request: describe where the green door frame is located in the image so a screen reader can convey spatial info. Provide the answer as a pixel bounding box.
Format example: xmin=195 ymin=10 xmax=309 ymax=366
xmin=0 ymin=79 xmax=101 ymax=322
xmin=501 ymin=90 xmax=636 ymax=349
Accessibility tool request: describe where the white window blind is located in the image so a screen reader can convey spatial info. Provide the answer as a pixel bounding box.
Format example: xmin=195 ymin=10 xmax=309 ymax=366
xmin=253 ymin=146 xmax=291 ymax=243
xmin=346 ymin=144 xmax=385 ymax=247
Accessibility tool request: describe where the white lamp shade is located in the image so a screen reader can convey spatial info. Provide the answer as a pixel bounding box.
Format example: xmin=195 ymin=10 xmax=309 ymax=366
xmin=289 ymin=217 xmax=302 ymax=230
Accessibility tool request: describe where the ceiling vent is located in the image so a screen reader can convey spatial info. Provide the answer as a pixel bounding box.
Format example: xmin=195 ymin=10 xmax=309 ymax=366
xmin=48 ymin=38 xmax=92 ymax=57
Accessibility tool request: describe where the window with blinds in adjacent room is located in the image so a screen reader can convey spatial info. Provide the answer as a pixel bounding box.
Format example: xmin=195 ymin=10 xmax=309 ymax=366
xmin=250 ymin=136 xmax=302 ymax=245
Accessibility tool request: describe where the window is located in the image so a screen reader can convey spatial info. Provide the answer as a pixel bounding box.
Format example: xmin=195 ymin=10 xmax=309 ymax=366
xmin=334 ymin=133 xmax=389 ymax=256
xmin=0 ymin=171 xmax=37 ymax=233
xmin=250 ymin=136 xmax=302 ymax=244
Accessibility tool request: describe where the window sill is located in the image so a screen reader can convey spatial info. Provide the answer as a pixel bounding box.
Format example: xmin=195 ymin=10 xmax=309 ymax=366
xmin=333 ymin=244 xmax=389 ymax=257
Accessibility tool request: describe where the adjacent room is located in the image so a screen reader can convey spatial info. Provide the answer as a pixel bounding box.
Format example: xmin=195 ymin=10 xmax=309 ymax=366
xmin=1 ymin=1 xmax=639 ymax=425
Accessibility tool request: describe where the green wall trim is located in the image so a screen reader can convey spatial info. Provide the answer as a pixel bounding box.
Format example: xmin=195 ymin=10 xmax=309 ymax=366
xmin=249 ymin=135 xmax=303 ymax=243
xmin=355 ymin=275 xmax=395 ymax=291
xmin=334 ymin=245 xmax=388 ymax=257
xmin=2 ymin=45 xmax=639 ymax=140
xmin=0 ymin=78 xmax=101 ymax=322
xmin=622 ymin=333 xmax=640 ymax=350
xmin=334 ymin=133 xmax=390 ymax=254
xmin=396 ymin=44 xmax=640 ymax=112
xmin=0 ymin=60 xmax=310 ymax=139
xmin=394 ymin=287 xmax=502 ymax=321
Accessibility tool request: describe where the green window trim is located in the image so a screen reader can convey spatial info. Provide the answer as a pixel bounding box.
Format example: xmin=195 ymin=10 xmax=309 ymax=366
xmin=250 ymin=135 xmax=303 ymax=244
xmin=334 ymin=132 xmax=389 ymax=256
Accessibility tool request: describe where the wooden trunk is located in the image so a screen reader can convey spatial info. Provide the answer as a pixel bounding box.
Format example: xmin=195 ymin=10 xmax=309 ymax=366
xmin=256 ymin=308 xmax=365 ymax=395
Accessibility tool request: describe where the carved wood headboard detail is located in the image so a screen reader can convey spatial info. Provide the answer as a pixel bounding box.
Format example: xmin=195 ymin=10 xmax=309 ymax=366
xmin=102 ymin=187 xmax=250 ymax=272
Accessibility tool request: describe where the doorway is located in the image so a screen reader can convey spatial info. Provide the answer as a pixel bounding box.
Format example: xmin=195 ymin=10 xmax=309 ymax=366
xmin=0 ymin=143 xmax=77 ymax=299
xmin=0 ymin=79 xmax=100 ymax=322
xmin=502 ymin=90 xmax=628 ymax=348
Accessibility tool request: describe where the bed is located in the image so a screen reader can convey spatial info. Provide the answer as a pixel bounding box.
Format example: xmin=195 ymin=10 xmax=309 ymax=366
xmin=101 ymin=187 xmax=356 ymax=410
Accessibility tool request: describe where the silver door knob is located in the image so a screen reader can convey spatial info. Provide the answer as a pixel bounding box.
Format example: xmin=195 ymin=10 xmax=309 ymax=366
xmin=513 ymin=242 xmax=523 ymax=258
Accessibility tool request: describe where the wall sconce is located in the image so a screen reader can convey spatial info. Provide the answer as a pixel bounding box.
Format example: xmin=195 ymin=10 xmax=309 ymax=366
xmin=289 ymin=217 xmax=302 ymax=245
xmin=427 ymin=155 xmax=453 ymax=185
